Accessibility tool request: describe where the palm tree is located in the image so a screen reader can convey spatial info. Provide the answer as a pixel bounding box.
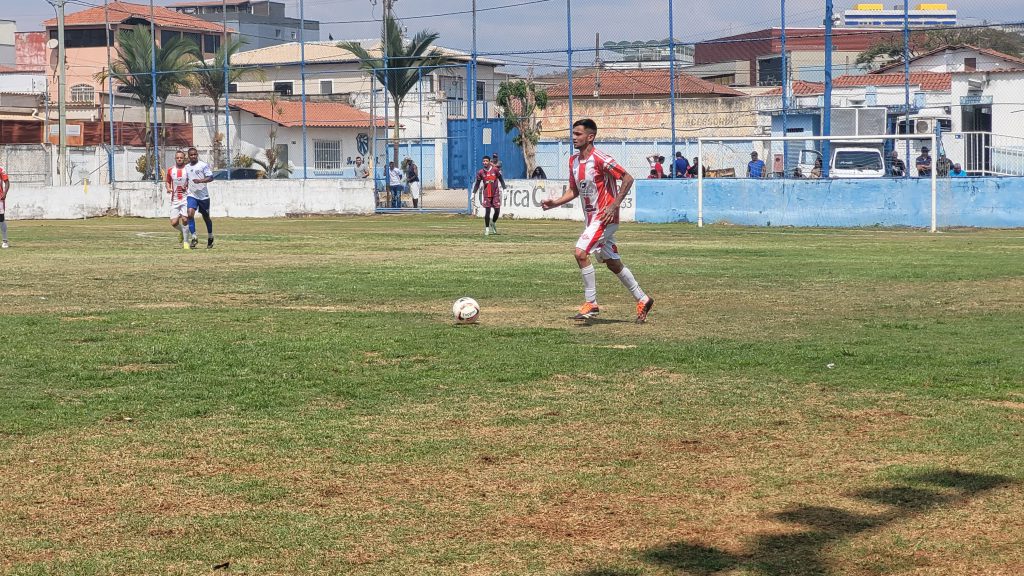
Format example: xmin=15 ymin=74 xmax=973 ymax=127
xmin=190 ymin=38 xmax=264 ymax=168
xmin=338 ymin=14 xmax=449 ymax=165
xmin=98 ymin=25 xmax=197 ymax=179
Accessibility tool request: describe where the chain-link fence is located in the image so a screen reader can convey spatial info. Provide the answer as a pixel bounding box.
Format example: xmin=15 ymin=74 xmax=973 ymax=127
xmin=14 ymin=0 xmax=1023 ymax=208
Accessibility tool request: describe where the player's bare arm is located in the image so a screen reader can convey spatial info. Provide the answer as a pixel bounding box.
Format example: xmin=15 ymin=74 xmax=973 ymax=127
xmin=599 ymin=172 xmax=634 ymax=224
xmin=541 ymin=184 xmax=579 ymax=211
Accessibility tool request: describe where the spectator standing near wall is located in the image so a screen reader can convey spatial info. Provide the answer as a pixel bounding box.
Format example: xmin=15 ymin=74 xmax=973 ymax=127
xmin=889 ymin=150 xmax=906 ymax=177
xmin=916 ymin=146 xmax=933 ymax=178
xmin=404 ymin=158 xmax=421 ymax=209
xmin=646 ymin=154 xmax=666 ymax=178
xmin=747 ymin=151 xmax=766 ymax=178
xmin=354 ymin=156 xmax=370 ymax=179
xmin=491 ymin=153 xmax=502 ymax=173
xmin=388 ymin=161 xmax=405 ymax=209
xmin=673 ymin=152 xmax=690 ymax=178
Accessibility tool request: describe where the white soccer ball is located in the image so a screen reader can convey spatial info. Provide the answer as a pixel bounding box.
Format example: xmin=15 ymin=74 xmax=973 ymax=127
xmin=452 ymin=297 xmax=480 ymax=324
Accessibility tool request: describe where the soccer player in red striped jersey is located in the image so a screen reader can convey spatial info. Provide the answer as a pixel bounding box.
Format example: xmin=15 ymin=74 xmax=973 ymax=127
xmin=166 ymin=150 xmax=191 ymax=250
xmin=541 ymin=118 xmax=654 ymax=323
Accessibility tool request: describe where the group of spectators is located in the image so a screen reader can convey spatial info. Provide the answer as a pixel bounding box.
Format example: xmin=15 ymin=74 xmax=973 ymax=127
xmin=349 ymin=154 xmax=423 ymax=208
xmin=892 ymin=147 xmax=967 ymax=178
xmin=646 ymin=152 xmax=706 ymax=179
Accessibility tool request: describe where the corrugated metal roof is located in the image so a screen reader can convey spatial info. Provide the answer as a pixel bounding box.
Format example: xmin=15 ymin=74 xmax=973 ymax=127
xmin=873 ymin=44 xmax=1024 ymax=74
xmin=229 ymin=99 xmax=388 ymax=128
xmin=43 ymin=1 xmax=230 ymax=33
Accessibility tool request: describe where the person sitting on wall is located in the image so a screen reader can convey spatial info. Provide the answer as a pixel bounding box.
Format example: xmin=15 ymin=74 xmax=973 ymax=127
xmin=950 ymin=163 xmax=967 ymax=177
xmin=530 ymin=165 xmax=547 ymax=179
xmin=648 ymin=168 xmax=660 ymax=179
xmin=810 ymin=156 xmax=823 ymax=179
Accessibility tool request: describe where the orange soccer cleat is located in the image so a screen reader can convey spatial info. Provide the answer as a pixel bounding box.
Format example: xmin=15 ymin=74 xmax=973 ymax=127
xmin=635 ymin=296 xmax=654 ymax=324
xmin=573 ymin=301 xmax=600 ymax=320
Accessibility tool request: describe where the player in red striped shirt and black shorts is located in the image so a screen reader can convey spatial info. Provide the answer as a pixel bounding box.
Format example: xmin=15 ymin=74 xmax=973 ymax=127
xmin=542 ymin=118 xmax=654 ymax=323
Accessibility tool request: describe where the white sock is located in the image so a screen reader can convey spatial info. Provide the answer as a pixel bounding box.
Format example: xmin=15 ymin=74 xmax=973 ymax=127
xmin=1 ymin=221 xmax=7 ymax=242
xmin=176 ymin=223 xmax=184 ymax=241
xmin=616 ymin=267 xmax=647 ymax=302
xmin=581 ymin=265 xmax=597 ymax=303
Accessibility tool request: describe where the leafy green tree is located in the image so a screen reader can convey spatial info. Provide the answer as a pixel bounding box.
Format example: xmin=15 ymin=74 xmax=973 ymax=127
xmin=190 ymin=38 xmax=264 ymax=168
xmin=857 ymin=28 xmax=1024 ymax=71
xmin=338 ymin=14 xmax=449 ymax=165
xmin=98 ymin=25 xmax=198 ymax=179
xmin=496 ymin=77 xmax=548 ymax=177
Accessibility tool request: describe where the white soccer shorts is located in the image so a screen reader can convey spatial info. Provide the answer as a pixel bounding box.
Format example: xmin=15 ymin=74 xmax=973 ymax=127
xmin=169 ymin=202 xmax=188 ymax=220
xmin=575 ymin=218 xmax=620 ymax=262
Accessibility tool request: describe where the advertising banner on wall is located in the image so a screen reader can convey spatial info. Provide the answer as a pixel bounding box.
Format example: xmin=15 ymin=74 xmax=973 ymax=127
xmin=471 ymin=179 xmax=636 ymax=222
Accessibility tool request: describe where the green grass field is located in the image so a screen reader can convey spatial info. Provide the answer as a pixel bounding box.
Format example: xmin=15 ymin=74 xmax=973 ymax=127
xmin=1 ymin=216 xmax=1022 ymax=576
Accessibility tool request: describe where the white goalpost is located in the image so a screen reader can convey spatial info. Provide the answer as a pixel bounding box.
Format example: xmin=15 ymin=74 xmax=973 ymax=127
xmin=696 ymin=133 xmax=939 ymax=232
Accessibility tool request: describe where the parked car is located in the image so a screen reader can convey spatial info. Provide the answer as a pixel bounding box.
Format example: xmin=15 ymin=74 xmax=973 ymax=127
xmin=211 ymin=168 xmax=262 ymax=180
xmin=797 ymin=147 xmax=885 ymax=178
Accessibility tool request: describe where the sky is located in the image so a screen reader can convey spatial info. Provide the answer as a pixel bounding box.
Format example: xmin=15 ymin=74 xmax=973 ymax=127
xmin=9 ymin=0 xmax=1023 ymax=70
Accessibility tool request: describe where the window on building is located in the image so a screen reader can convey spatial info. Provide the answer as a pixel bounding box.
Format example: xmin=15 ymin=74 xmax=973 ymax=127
xmin=320 ymin=80 xmax=333 ymax=95
xmin=70 ymin=84 xmax=95 ymax=103
xmin=704 ymin=74 xmax=735 ymax=86
xmin=275 ymin=29 xmax=282 ymax=38
xmin=51 ymin=28 xmax=112 ymax=48
xmin=418 ymin=74 xmax=434 ymax=93
xmin=273 ymin=81 xmax=293 ymax=96
xmin=964 ymin=57 xmax=977 ymax=72
xmin=314 ymin=140 xmax=342 ymax=171
xmin=228 ymin=83 xmax=238 ymax=93
xmin=291 ymin=31 xmax=297 ymax=40
xmin=204 ymin=34 xmax=221 ymax=54
xmin=757 ymin=56 xmax=784 ymax=87
xmin=476 ymin=81 xmax=485 ymax=101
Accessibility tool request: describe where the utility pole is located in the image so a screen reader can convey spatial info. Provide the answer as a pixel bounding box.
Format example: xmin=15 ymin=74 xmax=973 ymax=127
xmin=47 ymin=0 xmax=69 ymax=186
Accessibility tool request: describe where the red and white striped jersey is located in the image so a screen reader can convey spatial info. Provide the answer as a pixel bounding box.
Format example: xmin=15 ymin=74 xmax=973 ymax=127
xmin=569 ymin=148 xmax=627 ymax=224
xmin=166 ymin=166 xmax=189 ymax=203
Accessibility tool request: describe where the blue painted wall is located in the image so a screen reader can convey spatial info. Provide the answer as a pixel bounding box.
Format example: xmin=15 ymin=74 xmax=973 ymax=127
xmin=635 ymin=177 xmax=1024 ymax=228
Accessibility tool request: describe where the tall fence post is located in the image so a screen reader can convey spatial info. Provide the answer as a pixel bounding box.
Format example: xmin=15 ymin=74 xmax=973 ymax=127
xmin=781 ymin=0 xmax=788 ymax=178
xmin=566 ymin=0 xmax=573 ymax=137
xmin=930 ymin=133 xmax=937 ymax=232
xmin=903 ymin=0 xmax=911 ymax=178
xmin=299 ymin=0 xmax=308 ymax=179
xmin=822 ymin=0 xmax=833 ymax=178
xmin=669 ymin=0 xmax=677 ymax=171
xmin=697 ymin=138 xmax=704 ymax=227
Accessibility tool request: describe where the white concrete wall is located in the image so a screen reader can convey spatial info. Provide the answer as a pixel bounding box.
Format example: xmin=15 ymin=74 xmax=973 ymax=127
xmin=4 ymin=179 xmax=375 ymax=220
xmin=471 ymin=179 xmax=636 ymax=222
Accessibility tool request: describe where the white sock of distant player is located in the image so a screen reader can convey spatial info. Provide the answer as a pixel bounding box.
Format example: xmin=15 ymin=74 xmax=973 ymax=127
xmin=1 ymin=220 xmax=7 ymax=242
xmin=581 ymin=264 xmax=597 ymax=303
xmin=616 ymin=267 xmax=647 ymax=302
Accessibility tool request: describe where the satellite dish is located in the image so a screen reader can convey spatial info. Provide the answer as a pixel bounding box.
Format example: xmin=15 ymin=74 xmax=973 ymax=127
xmin=46 ymin=38 xmax=59 ymax=49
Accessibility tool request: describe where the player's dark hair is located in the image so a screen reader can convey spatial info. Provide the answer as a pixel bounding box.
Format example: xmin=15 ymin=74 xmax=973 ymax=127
xmin=572 ymin=118 xmax=598 ymax=133
xmin=482 ymin=155 xmax=491 ymax=160
xmin=187 ymin=147 xmax=198 ymax=153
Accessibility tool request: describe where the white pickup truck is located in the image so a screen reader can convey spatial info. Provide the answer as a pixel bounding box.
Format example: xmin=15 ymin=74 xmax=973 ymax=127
xmin=797 ymin=147 xmax=886 ymax=178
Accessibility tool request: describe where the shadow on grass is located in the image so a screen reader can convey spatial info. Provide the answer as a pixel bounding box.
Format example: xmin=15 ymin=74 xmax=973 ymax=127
xmin=578 ymin=470 xmax=1011 ymax=576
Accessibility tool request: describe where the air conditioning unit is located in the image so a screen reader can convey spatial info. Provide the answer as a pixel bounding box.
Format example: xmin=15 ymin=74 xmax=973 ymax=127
xmin=915 ymin=118 xmax=934 ymax=134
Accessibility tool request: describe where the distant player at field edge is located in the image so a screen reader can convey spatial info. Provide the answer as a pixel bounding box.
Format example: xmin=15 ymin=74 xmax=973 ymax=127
xmin=541 ymin=118 xmax=654 ymax=323
xmin=0 ymin=163 xmax=9 ymax=248
xmin=472 ymin=155 xmax=506 ymax=236
xmin=186 ymin=147 xmax=215 ymax=249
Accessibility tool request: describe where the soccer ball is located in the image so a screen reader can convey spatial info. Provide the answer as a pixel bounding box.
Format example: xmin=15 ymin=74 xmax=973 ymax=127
xmin=452 ymin=297 xmax=480 ymax=324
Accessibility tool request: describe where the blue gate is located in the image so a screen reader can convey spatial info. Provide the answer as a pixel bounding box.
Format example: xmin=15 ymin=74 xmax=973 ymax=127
xmin=447 ymin=119 xmax=525 ymax=189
